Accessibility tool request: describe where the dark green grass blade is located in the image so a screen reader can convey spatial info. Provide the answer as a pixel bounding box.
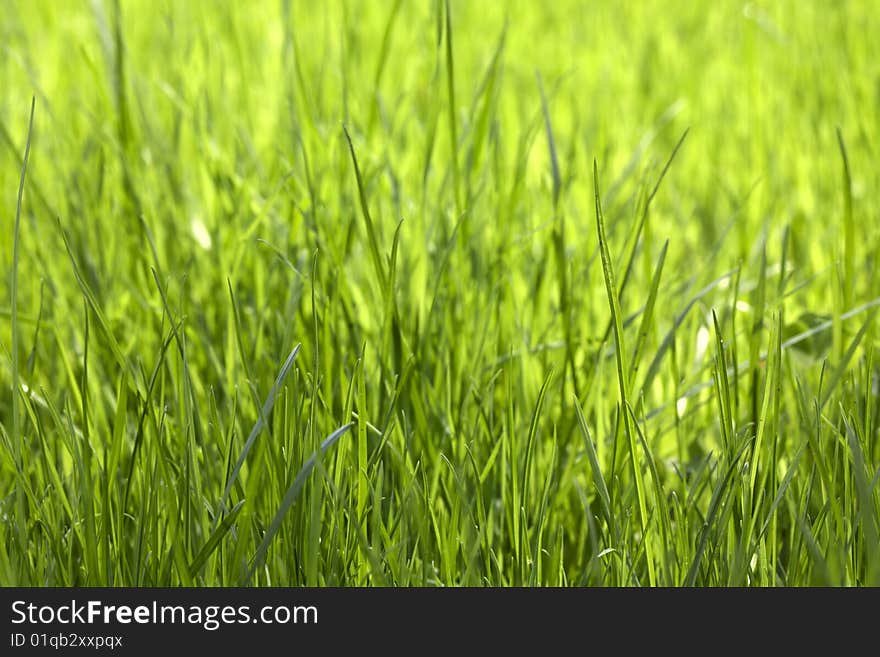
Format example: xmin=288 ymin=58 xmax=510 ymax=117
xmin=756 ymin=439 xmax=806 ymax=542
xmin=121 ymin=325 xmax=178 ymax=512
xmin=227 ymin=279 xmax=256 ymax=402
xmin=841 ymin=411 xmax=880 ymax=584
xmin=343 ymin=125 xmax=388 ymax=290
xmin=58 ymin=222 xmax=136 ymax=393
xmin=219 ymin=344 xmax=302 ymax=514
xmin=749 ymin=245 xmax=768 ymax=428
xmin=628 ymin=239 xmax=668 ymax=386
xmin=574 ymin=400 xmax=613 ymax=533
xmin=355 ymin=351 xmax=368 ymax=548
xmin=594 ymin=158 xmax=630 ymax=404
xmin=750 ymin=311 xmax=782 ymax=499
xmin=188 ymin=499 xmax=245 ymax=578
xmin=149 ymin=268 xmax=205 ymax=448
xmin=241 ymin=422 xmax=354 ymax=584
xmin=795 ymin=513 xmax=834 ymax=586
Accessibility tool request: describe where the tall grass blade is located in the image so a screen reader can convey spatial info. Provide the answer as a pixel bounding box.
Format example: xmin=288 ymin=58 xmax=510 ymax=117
xmin=343 ymin=126 xmax=388 ymax=290
xmin=242 ymin=423 xmax=354 ymax=584
xmin=836 ymin=127 xmax=854 ymax=310
xmin=10 ymin=97 xmax=35 ymax=563
xmin=219 ymin=344 xmax=302 ymax=514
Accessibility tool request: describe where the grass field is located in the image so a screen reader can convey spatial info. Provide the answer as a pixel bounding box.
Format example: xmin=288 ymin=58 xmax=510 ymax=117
xmin=2 ymin=0 xmax=879 ymax=586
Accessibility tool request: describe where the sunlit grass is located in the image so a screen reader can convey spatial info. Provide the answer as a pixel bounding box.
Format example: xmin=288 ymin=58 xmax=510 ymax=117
xmin=1 ymin=0 xmax=878 ymax=586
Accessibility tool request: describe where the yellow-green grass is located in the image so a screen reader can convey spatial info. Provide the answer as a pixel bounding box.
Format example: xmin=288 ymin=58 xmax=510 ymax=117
xmin=1 ymin=0 xmax=878 ymax=586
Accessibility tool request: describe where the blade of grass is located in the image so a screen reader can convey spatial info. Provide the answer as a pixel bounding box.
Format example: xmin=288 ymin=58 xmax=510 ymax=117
xmin=685 ymin=440 xmax=752 ymax=585
xmin=538 ymin=72 xmax=576 ymax=396
xmin=574 ymin=400 xmax=614 ymax=535
xmin=627 ymin=402 xmax=672 ymax=582
xmin=464 ymin=23 xmax=506 ymax=199
xmin=355 ymin=350 xmax=369 ymax=585
xmin=628 ymin=239 xmax=668 ymax=387
xmin=521 ymin=369 xmax=554 ymax=523
xmin=819 ymin=308 xmax=877 ymax=411
xmin=10 ymin=96 xmax=35 ymax=565
xmin=218 ymin=343 xmax=302 ymax=515
xmin=188 ymin=499 xmax=245 ymax=578
xmin=836 ymin=127 xmax=854 ymax=311
xmin=841 ymin=410 xmax=880 ymax=584
xmin=241 ymin=422 xmax=354 ymax=584
xmin=711 ymin=309 xmax=735 ymax=458
xmin=367 ymin=0 xmax=404 ymax=131
xmin=594 ymin=159 xmax=655 ymax=585
xmin=343 ymin=125 xmax=388 ymax=290
xmin=597 ymin=129 xmax=689 ymax=361
xmin=79 ymin=302 xmax=99 ymax=583
xmin=58 ymin=221 xmax=141 ymax=396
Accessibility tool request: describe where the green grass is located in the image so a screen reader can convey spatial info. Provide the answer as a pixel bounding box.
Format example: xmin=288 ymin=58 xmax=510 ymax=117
xmin=2 ymin=0 xmax=879 ymax=586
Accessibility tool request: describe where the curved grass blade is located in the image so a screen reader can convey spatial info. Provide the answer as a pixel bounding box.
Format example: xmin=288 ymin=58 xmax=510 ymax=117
xmin=574 ymin=400 xmax=613 ymax=534
xmin=58 ymin=222 xmax=135 ymax=392
xmin=597 ymin=129 xmax=689 ymax=356
xmin=842 ymin=410 xmax=880 ymax=585
xmin=819 ymin=307 xmax=877 ymax=411
xmin=241 ymin=422 xmax=355 ymax=584
xmin=188 ymin=499 xmax=245 ymax=578
xmin=11 ymin=97 xmax=35 ymax=555
xmin=343 ymin=125 xmax=388 ymax=290
xmin=638 ymin=268 xmax=737 ymax=400
xmin=218 ymin=344 xmax=302 ymax=515
xmin=628 ymin=239 xmax=668 ymax=386
xmin=521 ymin=369 xmax=554 ymax=514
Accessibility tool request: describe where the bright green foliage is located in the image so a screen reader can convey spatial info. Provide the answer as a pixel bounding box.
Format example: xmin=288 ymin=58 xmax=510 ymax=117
xmin=1 ymin=0 xmax=878 ymax=586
